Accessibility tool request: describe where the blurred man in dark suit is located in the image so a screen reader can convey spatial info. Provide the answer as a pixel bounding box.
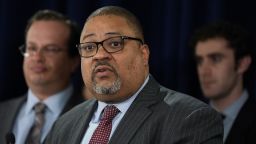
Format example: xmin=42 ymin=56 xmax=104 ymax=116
xmin=191 ymin=22 xmax=256 ymax=144
xmin=0 ymin=10 xmax=83 ymax=144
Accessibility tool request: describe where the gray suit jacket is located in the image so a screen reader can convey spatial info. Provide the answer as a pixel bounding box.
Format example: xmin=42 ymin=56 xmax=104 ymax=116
xmin=0 ymin=89 xmax=83 ymax=144
xmin=45 ymin=76 xmax=223 ymax=144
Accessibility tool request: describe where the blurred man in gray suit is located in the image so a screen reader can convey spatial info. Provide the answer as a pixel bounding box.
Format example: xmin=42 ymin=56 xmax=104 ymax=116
xmin=0 ymin=10 xmax=83 ymax=144
xmin=191 ymin=22 xmax=256 ymax=144
xmin=45 ymin=6 xmax=223 ymax=144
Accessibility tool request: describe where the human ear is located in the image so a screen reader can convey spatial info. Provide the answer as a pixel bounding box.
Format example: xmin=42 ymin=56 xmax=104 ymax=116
xmin=237 ymin=56 xmax=251 ymax=74
xmin=140 ymin=44 xmax=150 ymax=66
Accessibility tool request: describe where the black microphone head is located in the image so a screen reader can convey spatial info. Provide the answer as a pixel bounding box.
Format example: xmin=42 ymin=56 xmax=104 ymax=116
xmin=5 ymin=132 xmax=15 ymax=144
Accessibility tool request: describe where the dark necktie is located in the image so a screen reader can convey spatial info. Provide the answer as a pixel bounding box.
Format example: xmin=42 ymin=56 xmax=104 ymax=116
xmin=221 ymin=113 xmax=226 ymax=120
xmin=26 ymin=102 xmax=46 ymax=144
xmin=89 ymin=105 xmax=120 ymax=144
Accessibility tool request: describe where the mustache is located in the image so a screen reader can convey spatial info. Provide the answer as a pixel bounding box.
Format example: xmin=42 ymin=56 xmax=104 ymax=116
xmin=91 ymin=61 xmax=119 ymax=82
xmin=91 ymin=60 xmax=119 ymax=82
xmin=93 ymin=61 xmax=115 ymax=73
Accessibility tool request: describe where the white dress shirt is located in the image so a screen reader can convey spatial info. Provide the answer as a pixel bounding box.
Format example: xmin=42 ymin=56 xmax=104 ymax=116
xmin=12 ymin=84 xmax=73 ymax=144
xmin=81 ymin=75 xmax=149 ymax=144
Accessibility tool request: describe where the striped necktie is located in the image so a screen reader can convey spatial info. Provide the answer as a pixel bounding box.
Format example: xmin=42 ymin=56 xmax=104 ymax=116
xmin=26 ymin=102 xmax=46 ymax=144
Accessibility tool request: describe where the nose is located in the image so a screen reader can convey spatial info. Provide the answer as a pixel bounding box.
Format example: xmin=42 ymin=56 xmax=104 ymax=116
xmin=93 ymin=45 xmax=112 ymax=60
xmin=198 ymin=60 xmax=212 ymax=77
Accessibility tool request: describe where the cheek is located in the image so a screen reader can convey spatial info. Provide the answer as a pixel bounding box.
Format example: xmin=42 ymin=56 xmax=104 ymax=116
xmin=50 ymin=59 xmax=64 ymax=72
xmin=81 ymin=61 xmax=92 ymax=81
xmin=197 ymin=67 xmax=202 ymax=75
xmin=23 ymin=61 xmax=29 ymax=77
xmin=117 ymin=47 xmax=144 ymax=74
xmin=125 ymin=56 xmax=143 ymax=75
xmin=23 ymin=59 xmax=28 ymax=69
xmin=219 ymin=64 xmax=235 ymax=78
xmin=23 ymin=59 xmax=34 ymax=74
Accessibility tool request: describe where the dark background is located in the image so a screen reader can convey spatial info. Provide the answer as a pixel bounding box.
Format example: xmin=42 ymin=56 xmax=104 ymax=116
xmin=0 ymin=0 xmax=255 ymax=102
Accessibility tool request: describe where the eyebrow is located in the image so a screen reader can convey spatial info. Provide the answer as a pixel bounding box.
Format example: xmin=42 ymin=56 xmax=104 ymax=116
xmin=195 ymin=52 xmax=225 ymax=61
xmin=207 ymin=52 xmax=224 ymax=58
xmin=81 ymin=33 xmax=95 ymax=41
xmin=81 ymin=32 xmax=122 ymax=41
xmin=196 ymin=51 xmax=224 ymax=57
xmin=105 ymin=32 xmax=122 ymax=36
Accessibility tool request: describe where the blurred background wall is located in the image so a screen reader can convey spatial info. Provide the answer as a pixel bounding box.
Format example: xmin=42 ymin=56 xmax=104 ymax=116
xmin=0 ymin=0 xmax=255 ymax=102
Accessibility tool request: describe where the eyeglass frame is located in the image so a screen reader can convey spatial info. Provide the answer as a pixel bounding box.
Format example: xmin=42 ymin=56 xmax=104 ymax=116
xmin=76 ymin=36 xmax=144 ymax=58
xmin=19 ymin=44 xmax=66 ymax=57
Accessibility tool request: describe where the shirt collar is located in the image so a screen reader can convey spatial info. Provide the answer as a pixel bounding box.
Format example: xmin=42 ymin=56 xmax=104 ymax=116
xmin=24 ymin=84 xmax=73 ymax=115
xmin=25 ymin=91 xmax=41 ymax=115
xmin=223 ymin=90 xmax=248 ymax=120
xmin=93 ymin=75 xmax=149 ymax=122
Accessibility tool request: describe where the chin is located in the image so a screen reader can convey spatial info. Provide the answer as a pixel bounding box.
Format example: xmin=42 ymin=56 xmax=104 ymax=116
xmin=96 ymin=95 xmax=127 ymax=103
xmin=30 ymin=79 xmax=49 ymax=86
xmin=204 ymin=92 xmax=222 ymax=100
xmin=95 ymin=94 xmax=115 ymax=102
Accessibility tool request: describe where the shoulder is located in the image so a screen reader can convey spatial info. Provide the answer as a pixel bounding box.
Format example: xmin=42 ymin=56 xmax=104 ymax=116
xmin=52 ymin=99 xmax=96 ymax=128
xmin=45 ymin=99 xmax=96 ymax=143
xmin=158 ymin=85 xmax=220 ymax=122
xmin=0 ymin=96 xmax=26 ymax=111
xmin=0 ymin=96 xmax=26 ymax=143
xmin=237 ymin=95 xmax=256 ymax=121
xmin=0 ymin=96 xmax=26 ymax=120
xmin=0 ymin=96 xmax=25 ymax=104
xmin=146 ymin=75 xmax=215 ymax=117
xmin=160 ymin=85 xmax=209 ymax=109
xmin=243 ymin=95 xmax=256 ymax=110
xmin=237 ymin=96 xmax=256 ymax=123
xmin=157 ymin=86 xmax=223 ymax=142
xmin=136 ymin=80 xmax=223 ymax=143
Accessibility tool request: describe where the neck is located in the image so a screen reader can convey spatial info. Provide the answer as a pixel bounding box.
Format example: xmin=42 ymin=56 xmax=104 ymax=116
xmin=30 ymin=83 xmax=69 ymax=100
xmin=211 ymin=82 xmax=244 ymax=112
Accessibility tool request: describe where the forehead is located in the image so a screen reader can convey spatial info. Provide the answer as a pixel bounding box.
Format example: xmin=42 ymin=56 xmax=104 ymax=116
xmin=81 ymin=15 xmax=135 ymax=41
xmin=195 ymin=38 xmax=234 ymax=56
xmin=27 ymin=20 xmax=70 ymax=41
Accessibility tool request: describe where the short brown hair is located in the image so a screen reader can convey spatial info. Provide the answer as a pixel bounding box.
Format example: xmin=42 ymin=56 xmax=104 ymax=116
xmin=25 ymin=9 xmax=80 ymax=58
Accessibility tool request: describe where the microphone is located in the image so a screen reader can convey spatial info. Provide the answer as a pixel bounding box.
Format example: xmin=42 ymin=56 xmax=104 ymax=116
xmin=5 ymin=132 xmax=15 ymax=144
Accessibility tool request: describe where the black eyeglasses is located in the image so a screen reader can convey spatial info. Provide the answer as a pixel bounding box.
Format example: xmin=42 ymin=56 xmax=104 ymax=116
xmin=76 ymin=36 xmax=144 ymax=58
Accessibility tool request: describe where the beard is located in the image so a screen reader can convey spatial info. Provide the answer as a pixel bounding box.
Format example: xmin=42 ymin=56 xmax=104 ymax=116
xmin=92 ymin=61 xmax=121 ymax=95
xmin=93 ymin=77 xmax=121 ymax=95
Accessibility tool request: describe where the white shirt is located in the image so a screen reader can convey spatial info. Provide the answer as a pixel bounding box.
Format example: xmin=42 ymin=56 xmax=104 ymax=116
xmin=81 ymin=75 xmax=149 ymax=144
xmin=12 ymin=84 xmax=73 ymax=144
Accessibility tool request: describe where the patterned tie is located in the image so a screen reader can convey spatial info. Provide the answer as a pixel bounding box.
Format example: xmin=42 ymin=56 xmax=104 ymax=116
xmin=26 ymin=102 xmax=46 ymax=144
xmin=89 ymin=105 xmax=120 ymax=144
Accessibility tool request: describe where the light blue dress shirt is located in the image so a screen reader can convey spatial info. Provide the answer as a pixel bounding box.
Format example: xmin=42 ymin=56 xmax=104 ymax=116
xmin=211 ymin=90 xmax=248 ymax=142
xmin=81 ymin=75 xmax=149 ymax=144
xmin=12 ymin=84 xmax=73 ymax=144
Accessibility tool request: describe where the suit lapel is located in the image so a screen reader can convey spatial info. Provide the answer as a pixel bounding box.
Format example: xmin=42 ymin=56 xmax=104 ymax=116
xmin=225 ymin=96 xmax=256 ymax=143
xmin=109 ymin=76 xmax=162 ymax=144
xmin=3 ymin=96 xmax=26 ymax=135
xmin=72 ymin=100 xmax=98 ymax=144
xmin=61 ymin=90 xmax=84 ymax=115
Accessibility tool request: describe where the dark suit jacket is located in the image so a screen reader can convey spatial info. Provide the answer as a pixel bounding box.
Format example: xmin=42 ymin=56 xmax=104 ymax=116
xmin=0 ymin=88 xmax=84 ymax=144
xmin=224 ymin=96 xmax=256 ymax=144
xmin=45 ymin=76 xmax=223 ymax=144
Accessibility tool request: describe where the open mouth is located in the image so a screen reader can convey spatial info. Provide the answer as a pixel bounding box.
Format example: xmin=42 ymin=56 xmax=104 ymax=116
xmin=94 ymin=65 xmax=114 ymax=78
